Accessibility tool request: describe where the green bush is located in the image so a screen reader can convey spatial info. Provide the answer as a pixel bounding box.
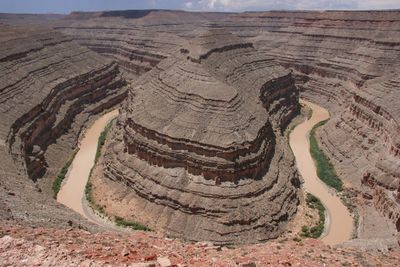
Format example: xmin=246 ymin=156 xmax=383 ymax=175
xmin=301 ymin=193 xmax=326 ymax=238
xmin=85 ymin=118 xmax=151 ymax=232
xmin=114 ymin=216 xmax=151 ymax=231
xmin=85 ymin=119 xmax=115 ymax=212
xmin=52 ymin=151 xmax=77 ymax=198
xmin=293 ymin=237 xmax=302 ymax=242
xmin=95 ymin=119 xmax=114 ymax=163
xmin=310 ymin=120 xmax=343 ymax=191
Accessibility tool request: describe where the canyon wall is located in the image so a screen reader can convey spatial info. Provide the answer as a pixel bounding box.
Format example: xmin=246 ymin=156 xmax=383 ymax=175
xmin=58 ymin=9 xmax=400 ymax=240
xmin=93 ymin=29 xmax=300 ymax=245
xmin=0 ymin=25 xmax=127 ymax=228
xmin=1 ymin=9 xmax=399 ymax=244
xmin=222 ymin=11 xmax=400 ymax=239
xmin=55 ymin=10 xmax=231 ymax=79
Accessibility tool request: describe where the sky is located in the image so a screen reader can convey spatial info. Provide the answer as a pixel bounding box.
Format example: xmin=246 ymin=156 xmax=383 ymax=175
xmin=0 ymin=0 xmax=399 ymax=14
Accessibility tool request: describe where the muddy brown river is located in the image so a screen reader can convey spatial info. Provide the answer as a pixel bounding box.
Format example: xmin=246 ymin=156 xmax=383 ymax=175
xmin=57 ymin=110 xmax=118 ymax=220
xmin=58 ymin=101 xmax=352 ymax=244
xmin=290 ymin=99 xmax=353 ymax=245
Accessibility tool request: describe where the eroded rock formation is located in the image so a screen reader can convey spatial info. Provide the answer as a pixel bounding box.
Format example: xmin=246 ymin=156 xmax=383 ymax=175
xmin=0 ymin=25 xmax=126 ymax=228
xmin=55 ymin=10 xmax=231 ymax=79
xmin=1 ymin=9 xmax=399 ymax=248
xmin=221 ymin=10 xmax=400 ymax=238
xmin=95 ymin=29 xmax=300 ymax=244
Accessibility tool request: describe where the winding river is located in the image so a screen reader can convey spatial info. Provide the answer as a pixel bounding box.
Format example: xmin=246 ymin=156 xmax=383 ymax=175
xmin=58 ymin=100 xmax=352 ymax=245
xmin=57 ymin=109 xmax=119 ymax=221
xmin=290 ymin=99 xmax=353 ymax=245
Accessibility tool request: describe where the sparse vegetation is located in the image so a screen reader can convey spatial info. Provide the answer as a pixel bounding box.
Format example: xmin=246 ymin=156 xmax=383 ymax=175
xmin=95 ymin=119 xmax=114 ymax=163
xmin=85 ymin=119 xmax=115 ymax=212
xmin=84 ymin=179 xmax=105 ymax=213
xmin=306 ymin=107 xmax=313 ymax=120
xmin=114 ymin=216 xmax=151 ymax=231
xmin=341 ymin=194 xmax=360 ymax=238
xmin=52 ymin=151 xmax=77 ymax=198
xmin=310 ymin=120 xmax=343 ymax=191
xmin=300 ymin=193 xmax=326 ymax=238
xmin=292 ymin=236 xmax=302 ymax=242
xmin=84 ymin=118 xmax=152 ymax=232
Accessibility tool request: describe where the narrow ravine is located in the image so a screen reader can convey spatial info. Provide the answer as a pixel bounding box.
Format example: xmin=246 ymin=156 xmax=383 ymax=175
xmin=290 ymin=99 xmax=353 ymax=245
xmin=57 ymin=110 xmax=119 ymax=222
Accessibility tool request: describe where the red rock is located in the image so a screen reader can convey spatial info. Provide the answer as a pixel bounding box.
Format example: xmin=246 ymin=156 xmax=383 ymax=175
xmin=144 ymin=254 xmax=157 ymax=261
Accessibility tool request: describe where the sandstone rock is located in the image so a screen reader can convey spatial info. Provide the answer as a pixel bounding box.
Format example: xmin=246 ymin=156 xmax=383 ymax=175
xmin=218 ymin=10 xmax=400 ymax=239
xmin=0 ymin=24 xmax=126 ymax=231
xmin=1 ymin=220 xmax=400 ymax=266
xmin=131 ymin=263 xmax=156 ymax=267
xmin=53 ymin=10 xmax=400 ymax=239
xmin=0 ymin=8 xmax=399 ymax=260
xmin=157 ymin=256 xmax=172 ymax=267
xmin=97 ymin=29 xmax=300 ymax=245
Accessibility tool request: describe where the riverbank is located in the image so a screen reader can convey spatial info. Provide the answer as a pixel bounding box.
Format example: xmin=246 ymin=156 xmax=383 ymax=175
xmin=289 ymin=99 xmax=353 ymax=245
xmin=57 ymin=110 xmax=119 ymax=220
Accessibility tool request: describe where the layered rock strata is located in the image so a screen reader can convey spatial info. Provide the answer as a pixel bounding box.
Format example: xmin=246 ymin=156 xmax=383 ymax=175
xmin=221 ymin=11 xmax=400 ymax=238
xmin=0 ymin=25 xmax=127 ymax=182
xmin=97 ymin=29 xmax=300 ymax=244
xmin=55 ymin=10 xmax=231 ymax=79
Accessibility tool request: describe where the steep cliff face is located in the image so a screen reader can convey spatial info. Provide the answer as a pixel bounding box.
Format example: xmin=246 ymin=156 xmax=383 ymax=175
xmin=93 ymin=29 xmax=300 ymax=245
xmin=0 ymin=25 xmax=126 ymax=228
xmin=222 ymin=10 xmax=400 ymax=238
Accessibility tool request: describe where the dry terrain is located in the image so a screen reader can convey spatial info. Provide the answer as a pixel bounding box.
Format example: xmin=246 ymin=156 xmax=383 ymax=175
xmin=0 ymin=9 xmax=399 ymax=265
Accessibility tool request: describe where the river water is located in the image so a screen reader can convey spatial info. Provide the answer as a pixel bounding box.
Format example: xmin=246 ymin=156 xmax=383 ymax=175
xmin=57 ymin=110 xmax=118 ymax=219
xmin=58 ymin=101 xmax=352 ymax=245
xmin=290 ymin=99 xmax=353 ymax=245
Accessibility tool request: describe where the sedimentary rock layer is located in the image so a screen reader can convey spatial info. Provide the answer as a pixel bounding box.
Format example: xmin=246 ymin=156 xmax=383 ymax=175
xmin=55 ymin=10 xmax=231 ymax=79
xmin=0 ymin=25 xmax=126 ymax=229
xmin=222 ymin=10 xmax=400 ymax=238
xmin=97 ymin=29 xmax=300 ymax=244
xmin=58 ymin=23 xmax=173 ymax=78
xmin=0 ymin=25 xmax=127 ymax=181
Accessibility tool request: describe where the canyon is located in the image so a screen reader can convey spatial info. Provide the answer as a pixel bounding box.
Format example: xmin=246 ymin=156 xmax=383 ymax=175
xmin=0 ymin=9 xmax=399 ymax=265
xmin=92 ymin=29 xmax=300 ymax=245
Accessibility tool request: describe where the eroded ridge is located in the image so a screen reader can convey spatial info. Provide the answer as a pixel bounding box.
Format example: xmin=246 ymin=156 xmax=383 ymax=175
xmin=0 ymin=25 xmax=127 ymax=181
xmin=218 ymin=11 xmax=400 ymax=239
xmin=94 ymin=29 xmax=300 ymax=244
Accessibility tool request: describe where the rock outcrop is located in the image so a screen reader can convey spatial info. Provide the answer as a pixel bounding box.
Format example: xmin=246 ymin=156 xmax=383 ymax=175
xmin=94 ymin=29 xmax=300 ymax=245
xmin=0 ymin=25 xmax=126 ymax=229
xmin=55 ymin=10 xmax=231 ymax=79
xmin=221 ymin=10 xmax=400 ymax=238
xmin=2 ymin=220 xmax=400 ymax=267
xmin=1 ymin=8 xmax=399 ymax=249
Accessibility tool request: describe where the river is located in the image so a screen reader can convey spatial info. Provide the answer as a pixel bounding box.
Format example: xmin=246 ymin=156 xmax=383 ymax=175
xmin=290 ymin=99 xmax=353 ymax=245
xmin=58 ymin=101 xmax=353 ymax=244
xmin=57 ymin=110 xmax=118 ymax=220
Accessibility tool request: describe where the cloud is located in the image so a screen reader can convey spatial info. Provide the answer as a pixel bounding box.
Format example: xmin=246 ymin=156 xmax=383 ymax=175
xmin=357 ymin=0 xmax=400 ymax=9
xmin=185 ymin=2 xmax=193 ymax=8
xmin=182 ymin=0 xmax=400 ymax=11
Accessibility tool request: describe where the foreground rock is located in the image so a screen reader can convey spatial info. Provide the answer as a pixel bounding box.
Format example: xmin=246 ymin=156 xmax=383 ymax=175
xmin=92 ymin=29 xmax=300 ymax=245
xmin=1 ymin=220 xmax=399 ymax=266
